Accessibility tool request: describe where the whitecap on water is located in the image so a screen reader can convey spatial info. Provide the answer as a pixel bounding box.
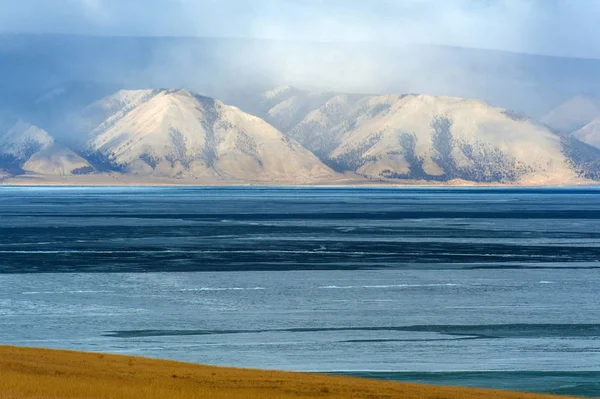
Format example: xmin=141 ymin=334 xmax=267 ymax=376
xmin=319 ymin=284 xmax=460 ymax=289
xmin=180 ymin=287 xmax=266 ymax=292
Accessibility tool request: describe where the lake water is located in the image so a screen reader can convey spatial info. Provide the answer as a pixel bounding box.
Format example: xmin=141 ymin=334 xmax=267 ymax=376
xmin=1 ymin=187 xmax=599 ymax=396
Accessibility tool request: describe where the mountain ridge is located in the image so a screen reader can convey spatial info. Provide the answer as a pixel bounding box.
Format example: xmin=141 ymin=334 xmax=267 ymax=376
xmin=77 ymin=89 xmax=340 ymax=183
xmin=0 ymin=118 xmax=92 ymax=177
xmin=1 ymin=87 xmax=599 ymax=186
xmin=239 ymin=87 xmax=593 ymax=185
xmin=541 ymin=95 xmax=600 ymax=134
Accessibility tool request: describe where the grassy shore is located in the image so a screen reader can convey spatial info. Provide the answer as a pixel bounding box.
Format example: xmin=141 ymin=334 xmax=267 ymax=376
xmin=0 ymin=346 xmax=581 ymax=399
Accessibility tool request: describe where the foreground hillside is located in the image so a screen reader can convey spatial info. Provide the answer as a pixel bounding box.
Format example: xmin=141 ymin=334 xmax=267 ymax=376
xmin=0 ymin=346 xmax=581 ymax=399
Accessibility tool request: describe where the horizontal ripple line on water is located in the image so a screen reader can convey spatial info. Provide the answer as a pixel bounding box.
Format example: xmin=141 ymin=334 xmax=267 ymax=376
xmin=319 ymin=284 xmax=460 ymax=289
xmin=7 ymin=210 xmax=600 ymax=219
xmin=103 ymin=324 xmax=600 ymax=339
xmin=0 ymin=250 xmax=400 ymax=255
xmin=179 ymin=287 xmax=265 ymax=291
xmin=21 ymin=290 xmax=114 ymax=295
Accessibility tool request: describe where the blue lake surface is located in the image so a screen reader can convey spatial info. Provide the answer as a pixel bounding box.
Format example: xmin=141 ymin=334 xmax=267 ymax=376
xmin=0 ymin=186 xmax=599 ymax=396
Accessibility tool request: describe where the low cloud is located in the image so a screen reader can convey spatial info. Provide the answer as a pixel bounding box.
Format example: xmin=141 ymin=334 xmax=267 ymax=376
xmin=2 ymin=0 xmax=600 ymax=117
xmin=1 ymin=0 xmax=599 ymax=58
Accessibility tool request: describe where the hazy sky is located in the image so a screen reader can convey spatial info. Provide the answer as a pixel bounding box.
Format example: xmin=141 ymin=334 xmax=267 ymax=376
xmin=0 ymin=0 xmax=599 ymax=58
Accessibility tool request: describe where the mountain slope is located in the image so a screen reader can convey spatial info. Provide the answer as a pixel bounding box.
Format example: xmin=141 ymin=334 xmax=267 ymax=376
xmin=79 ymin=89 xmax=157 ymax=142
xmin=84 ymin=89 xmax=338 ymax=183
xmin=250 ymin=88 xmax=587 ymax=184
xmin=236 ymin=86 xmax=338 ymax=133
xmin=541 ymin=95 xmax=600 ymax=134
xmin=0 ymin=119 xmax=92 ymax=176
xmin=572 ymin=117 xmax=600 ymax=150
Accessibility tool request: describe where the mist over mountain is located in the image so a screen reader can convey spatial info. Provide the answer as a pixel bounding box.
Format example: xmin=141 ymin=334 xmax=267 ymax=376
xmin=542 ymin=95 xmax=600 ymax=134
xmin=4 ymin=35 xmax=600 ymax=120
xmin=1 ymin=34 xmax=600 ymax=185
xmin=0 ymin=118 xmax=92 ymax=177
xmin=573 ymin=120 xmax=600 ymax=151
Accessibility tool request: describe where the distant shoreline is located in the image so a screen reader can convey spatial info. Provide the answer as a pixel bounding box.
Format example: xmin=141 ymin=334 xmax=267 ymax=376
xmin=0 ymin=346 xmax=583 ymax=399
xmin=1 ymin=173 xmax=598 ymax=188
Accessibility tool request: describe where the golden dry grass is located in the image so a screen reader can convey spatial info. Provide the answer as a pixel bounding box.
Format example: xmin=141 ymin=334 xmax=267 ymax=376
xmin=0 ymin=346 xmax=582 ymax=399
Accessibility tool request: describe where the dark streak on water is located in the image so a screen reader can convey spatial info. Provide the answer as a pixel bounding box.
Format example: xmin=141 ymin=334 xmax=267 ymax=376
xmin=2 ymin=187 xmax=600 ymax=273
xmin=104 ymin=324 xmax=600 ymax=339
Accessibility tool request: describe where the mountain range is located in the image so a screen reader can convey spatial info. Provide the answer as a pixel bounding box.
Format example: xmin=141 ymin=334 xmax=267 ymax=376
xmin=1 ymin=83 xmax=600 ymax=185
xmin=2 ymin=34 xmax=600 ymax=185
xmin=241 ymin=87 xmax=587 ymax=185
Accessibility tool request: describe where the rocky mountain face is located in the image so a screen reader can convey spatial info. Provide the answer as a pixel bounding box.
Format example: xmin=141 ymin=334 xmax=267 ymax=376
xmin=79 ymin=89 xmax=337 ymax=183
xmin=243 ymin=88 xmax=596 ymax=185
xmin=0 ymin=119 xmax=92 ymax=177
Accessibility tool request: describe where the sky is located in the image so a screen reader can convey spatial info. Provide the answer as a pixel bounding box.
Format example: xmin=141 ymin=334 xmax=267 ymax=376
xmin=1 ymin=0 xmax=600 ymax=58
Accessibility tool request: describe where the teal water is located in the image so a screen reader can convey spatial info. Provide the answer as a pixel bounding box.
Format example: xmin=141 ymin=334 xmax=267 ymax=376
xmin=332 ymin=372 xmax=600 ymax=397
xmin=0 ymin=187 xmax=599 ymax=396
